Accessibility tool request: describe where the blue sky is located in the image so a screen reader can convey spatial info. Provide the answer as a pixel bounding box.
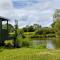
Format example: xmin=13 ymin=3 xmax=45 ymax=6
xmin=0 ymin=0 xmax=60 ymax=28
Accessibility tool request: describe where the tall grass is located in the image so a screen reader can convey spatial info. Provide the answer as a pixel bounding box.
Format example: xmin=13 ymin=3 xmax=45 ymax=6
xmin=0 ymin=48 xmax=60 ymax=60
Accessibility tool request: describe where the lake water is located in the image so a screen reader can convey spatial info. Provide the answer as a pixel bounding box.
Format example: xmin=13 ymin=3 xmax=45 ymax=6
xmin=32 ymin=38 xmax=60 ymax=49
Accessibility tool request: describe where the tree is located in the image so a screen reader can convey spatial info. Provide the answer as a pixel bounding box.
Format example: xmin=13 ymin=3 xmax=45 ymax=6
xmin=28 ymin=26 xmax=34 ymax=32
xmin=51 ymin=22 xmax=56 ymax=27
xmin=23 ymin=24 xmax=41 ymax=32
xmin=33 ymin=24 xmax=41 ymax=30
xmin=53 ymin=9 xmax=60 ymax=21
xmin=23 ymin=25 xmax=35 ymax=32
xmin=54 ymin=19 xmax=60 ymax=36
xmin=35 ymin=27 xmax=55 ymax=35
xmin=53 ymin=9 xmax=60 ymax=37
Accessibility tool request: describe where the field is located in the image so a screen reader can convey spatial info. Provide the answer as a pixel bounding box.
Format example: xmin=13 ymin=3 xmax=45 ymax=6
xmin=0 ymin=48 xmax=60 ymax=60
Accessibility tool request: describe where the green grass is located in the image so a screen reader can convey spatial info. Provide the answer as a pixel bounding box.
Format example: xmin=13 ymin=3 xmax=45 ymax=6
xmin=24 ymin=32 xmax=55 ymax=38
xmin=24 ymin=32 xmax=35 ymax=35
xmin=24 ymin=32 xmax=35 ymax=38
xmin=0 ymin=48 xmax=60 ymax=60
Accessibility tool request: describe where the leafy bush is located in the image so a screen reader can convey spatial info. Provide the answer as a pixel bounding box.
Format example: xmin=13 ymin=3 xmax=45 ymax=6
xmin=17 ymin=29 xmax=25 ymax=38
xmin=22 ymin=39 xmax=30 ymax=47
xmin=5 ymin=43 xmax=13 ymax=48
xmin=35 ymin=29 xmax=43 ymax=35
xmin=32 ymin=44 xmax=46 ymax=49
xmin=35 ymin=28 xmax=55 ymax=35
xmin=21 ymin=38 xmax=31 ymax=47
xmin=14 ymin=37 xmax=31 ymax=48
xmin=13 ymin=37 xmax=22 ymax=48
xmin=23 ymin=26 xmax=35 ymax=32
xmin=4 ymin=40 xmax=14 ymax=48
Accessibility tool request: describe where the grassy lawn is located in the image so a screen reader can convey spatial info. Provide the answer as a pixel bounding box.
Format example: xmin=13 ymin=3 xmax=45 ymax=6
xmin=0 ymin=48 xmax=60 ymax=60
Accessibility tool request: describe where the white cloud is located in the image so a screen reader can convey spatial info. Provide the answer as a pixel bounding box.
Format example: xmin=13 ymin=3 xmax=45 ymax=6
xmin=0 ymin=0 xmax=60 ymax=28
xmin=13 ymin=0 xmax=53 ymax=27
xmin=0 ymin=0 xmax=15 ymax=19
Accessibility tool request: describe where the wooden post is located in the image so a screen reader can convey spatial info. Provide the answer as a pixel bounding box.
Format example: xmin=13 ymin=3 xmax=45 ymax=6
xmin=7 ymin=20 xmax=8 ymax=39
xmin=14 ymin=20 xmax=18 ymax=41
xmin=0 ymin=19 xmax=2 ymax=41
xmin=14 ymin=20 xmax=18 ymax=47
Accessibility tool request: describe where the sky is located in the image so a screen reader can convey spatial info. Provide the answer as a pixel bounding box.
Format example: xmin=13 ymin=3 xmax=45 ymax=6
xmin=0 ymin=0 xmax=60 ymax=28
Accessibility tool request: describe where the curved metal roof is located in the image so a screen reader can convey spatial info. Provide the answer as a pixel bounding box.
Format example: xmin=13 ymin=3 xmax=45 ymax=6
xmin=0 ymin=16 xmax=9 ymax=21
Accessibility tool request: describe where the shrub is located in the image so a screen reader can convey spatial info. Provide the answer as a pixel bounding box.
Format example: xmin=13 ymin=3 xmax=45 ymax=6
xmin=13 ymin=37 xmax=31 ymax=48
xmin=4 ymin=40 xmax=14 ymax=48
xmin=22 ymin=39 xmax=30 ymax=47
xmin=5 ymin=43 xmax=13 ymax=48
xmin=32 ymin=44 xmax=46 ymax=49
xmin=13 ymin=37 xmax=22 ymax=48
xmin=19 ymin=38 xmax=31 ymax=47
xmin=35 ymin=29 xmax=43 ymax=35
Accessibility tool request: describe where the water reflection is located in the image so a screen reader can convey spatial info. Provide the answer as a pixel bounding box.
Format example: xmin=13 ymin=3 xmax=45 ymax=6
xmin=53 ymin=38 xmax=60 ymax=49
xmin=32 ymin=38 xmax=60 ymax=49
xmin=46 ymin=40 xmax=55 ymax=49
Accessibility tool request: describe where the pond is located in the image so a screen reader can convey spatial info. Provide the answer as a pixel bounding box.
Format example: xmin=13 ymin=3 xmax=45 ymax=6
xmin=32 ymin=38 xmax=60 ymax=49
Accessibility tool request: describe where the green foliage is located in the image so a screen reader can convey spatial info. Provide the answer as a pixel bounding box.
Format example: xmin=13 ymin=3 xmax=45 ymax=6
xmin=28 ymin=26 xmax=35 ymax=32
xmin=31 ymin=44 xmax=46 ymax=49
xmin=5 ymin=43 xmax=13 ymax=48
xmin=23 ymin=25 xmax=35 ymax=32
xmin=21 ymin=39 xmax=30 ymax=47
xmin=53 ymin=9 xmax=60 ymax=20
xmin=33 ymin=24 xmax=41 ymax=30
xmin=17 ymin=29 xmax=25 ymax=38
xmin=51 ymin=22 xmax=56 ymax=27
xmin=4 ymin=40 xmax=13 ymax=48
xmin=52 ymin=9 xmax=60 ymax=36
xmin=2 ymin=23 xmax=14 ymax=33
xmin=15 ymin=37 xmax=31 ymax=48
xmin=54 ymin=20 xmax=60 ymax=31
xmin=35 ymin=28 xmax=55 ymax=35
xmin=23 ymin=24 xmax=41 ymax=32
xmin=53 ymin=19 xmax=60 ymax=36
xmin=35 ymin=29 xmax=43 ymax=35
xmin=14 ymin=37 xmax=22 ymax=48
xmin=35 ymin=44 xmax=46 ymax=49
xmin=20 ymin=38 xmax=31 ymax=47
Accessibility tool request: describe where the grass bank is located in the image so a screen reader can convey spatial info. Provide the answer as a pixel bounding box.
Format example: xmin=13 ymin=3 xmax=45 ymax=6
xmin=0 ymin=48 xmax=60 ymax=60
xmin=24 ymin=32 xmax=55 ymax=38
